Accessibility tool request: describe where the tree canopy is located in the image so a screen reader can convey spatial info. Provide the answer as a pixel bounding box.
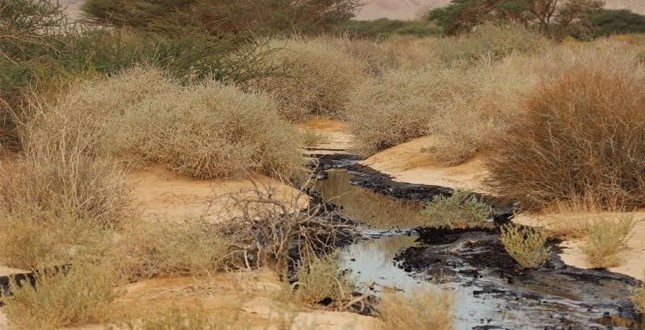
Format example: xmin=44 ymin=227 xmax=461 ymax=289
xmin=428 ymin=0 xmax=604 ymax=38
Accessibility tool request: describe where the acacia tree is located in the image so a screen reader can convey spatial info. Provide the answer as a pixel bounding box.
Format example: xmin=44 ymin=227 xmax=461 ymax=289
xmin=428 ymin=0 xmax=604 ymax=38
xmin=82 ymin=0 xmax=360 ymax=35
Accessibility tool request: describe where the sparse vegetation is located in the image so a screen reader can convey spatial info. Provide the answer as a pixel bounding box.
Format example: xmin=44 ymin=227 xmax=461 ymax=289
xmin=500 ymin=224 xmax=551 ymax=269
xmin=3 ymin=262 xmax=118 ymax=330
xmin=581 ymin=216 xmax=635 ymax=269
xmin=633 ymin=277 xmax=645 ymax=314
xmin=379 ymin=289 xmax=454 ymax=330
xmin=421 ymin=190 xmax=492 ymax=229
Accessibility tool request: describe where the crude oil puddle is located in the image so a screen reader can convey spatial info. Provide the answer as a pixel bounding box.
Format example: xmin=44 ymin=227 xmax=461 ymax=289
xmin=316 ymin=169 xmax=644 ymax=330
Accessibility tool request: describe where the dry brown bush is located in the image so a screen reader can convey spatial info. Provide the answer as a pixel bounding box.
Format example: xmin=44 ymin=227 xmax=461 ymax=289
xmin=103 ymin=81 xmax=304 ymax=180
xmin=347 ymin=61 xmax=534 ymax=161
xmin=380 ymin=36 xmax=439 ymax=69
xmin=379 ymin=289 xmax=454 ymax=330
xmin=486 ymin=59 xmax=645 ymax=210
xmin=113 ymin=219 xmax=233 ymax=280
xmin=254 ymin=37 xmax=366 ymax=121
xmin=336 ymin=38 xmax=400 ymax=76
xmin=25 ymin=68 xmax=304 ymax=180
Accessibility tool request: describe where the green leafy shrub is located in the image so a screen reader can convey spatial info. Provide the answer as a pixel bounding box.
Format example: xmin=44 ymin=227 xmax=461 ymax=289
xmin=581 ymin=216 xmax=635 ymax=269
xmin=421 ymin=190 xmax=492 ymax=229
xmin=578 ymin=9 xmax=645 ymax=38
xmin=500 ymin=225 xmax=550 ymax=269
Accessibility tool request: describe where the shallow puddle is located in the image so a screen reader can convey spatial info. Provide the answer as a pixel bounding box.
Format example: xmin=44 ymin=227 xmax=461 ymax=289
xmin=316 ymin=168 xmax=644 ymax=330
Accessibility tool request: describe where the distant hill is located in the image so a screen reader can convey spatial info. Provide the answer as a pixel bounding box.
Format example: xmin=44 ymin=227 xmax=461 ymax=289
xmin=356 ymin=0 xmax=645 ymax=20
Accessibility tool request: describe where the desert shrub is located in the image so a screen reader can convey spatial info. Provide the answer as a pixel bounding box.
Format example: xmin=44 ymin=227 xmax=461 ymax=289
xmin=82 ymin=0 xmax=359 ymax=36
xmin=581 ymin=216 xmax=635 ymax=269
xmin=336 ymin=38 xmax=400 ymax=76
xmin=421 ymin=190 xmax=492 ymax=229
xmin=3 ymin=262 xmax=117 ymax=330
xmin=436 ymin=24 xmax=550 ymax=66
xmin=486 ymin=60 xmax=645 ymax=210
xmin=347 ymin=61 xmax=533 ymax=162
xmin=292 ymin=252 xmax=355 ymax=307
xmin=633 ymin=278 xmax=645 ymax=314
xmin=0 ymin=213 xmax=113 ymax=270
xmin=347 ymin=68 xmax=447 ymax=155
xmin=577 ymin=9 xmax=645 ymax=38
xmin=114 ymin=220 xmax=232 ymax=280
xmin=379 ymin=289 xmax=453 ymax=330
xmin=380 ymin=36 xmax=439 ymax=69
xmin=1 ymin=96 xmax=131 ymax=227
xmin=436 ymin=25 xmax=550 ymax=65
xmin=500 ymin=225 xmax=550 ymax=269
xmin=254 ymin=37 xmax=366 ymax=121
xmin=29 ymin=68 xmax=304 ymax=180
xmin=340 ymin=19 xmax=440 ymax=39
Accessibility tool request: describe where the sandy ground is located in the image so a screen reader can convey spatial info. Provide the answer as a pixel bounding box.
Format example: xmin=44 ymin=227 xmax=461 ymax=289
xmin=299 ymin=118 xmax=355 ymax=155
xmin=362 ymin=136 xmax=490 ymax=193
xmin=128 ymin=166 xmax=303 ymax=223
xmin=108 ymin=270 xmax=380 ymax=330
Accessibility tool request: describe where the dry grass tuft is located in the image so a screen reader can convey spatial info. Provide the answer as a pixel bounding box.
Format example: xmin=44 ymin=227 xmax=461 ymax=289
xmin=487 ymin=56 xmax=645 ymax=210
xmin=0 ymin=213 xmax=113 ymax=270
xmin=421 ymin=190 xmax=492 ymax=229
xmin=379 ymin=289 xmax=453 ymax=330
xmin=291 ymin=252 xmax=355 ymax=307
xmin=581 ymin=216 xmax=635 ymax=269
xmin=633 ymin=277 xmax=645 ymax=314
xmin=500 ymin=225 xmax=550 ymax=269
xmin=254 ymin=37 xmax=366 ymax=121
xmin=113 ymin=219 xmax=232 ymax=280
xmin=3 ymin=262 xmax=118 ymax=330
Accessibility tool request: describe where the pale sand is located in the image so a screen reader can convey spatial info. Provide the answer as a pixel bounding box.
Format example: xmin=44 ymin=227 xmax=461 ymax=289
xmin=111 ymin=270 xmax=380 ymax=330
xmin=127 ymin=166 xmax=304 ymax=223
xmin=362 ymin=135 xmax=490 ymax=193
xmin=299 ymin=118 xmax=355 ymax=154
